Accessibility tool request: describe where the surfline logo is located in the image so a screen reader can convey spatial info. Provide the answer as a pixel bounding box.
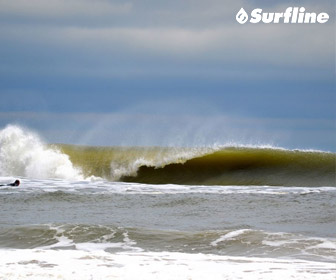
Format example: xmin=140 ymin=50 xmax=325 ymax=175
xmin=236 ymin=7 xmax=330 ymax=24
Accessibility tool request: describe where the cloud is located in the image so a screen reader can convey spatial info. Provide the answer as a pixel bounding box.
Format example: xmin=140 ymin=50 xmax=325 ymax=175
xmin=0 ymin=0 xmax=333 ymax=104
xmin=0 ymin=0 xmax=333 ymax=79
xmin=1 ymin=0 xmax=333 ymax=26
xmin=1 ymin=23 xmax=333 ymax=69
xmin=0 ymin=0 xmax=132 ymax=18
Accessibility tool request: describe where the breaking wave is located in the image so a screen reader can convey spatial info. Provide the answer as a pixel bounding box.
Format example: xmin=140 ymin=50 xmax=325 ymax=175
xmin=0 ymin=125 xmax=83 ymax=180
xmin=119 ymin=147 xmax=335 ymax=186
xmin=0 ymin=125 xmax=335 ymax=186
xmin=57 ymin=141 xmax=335 ymax=187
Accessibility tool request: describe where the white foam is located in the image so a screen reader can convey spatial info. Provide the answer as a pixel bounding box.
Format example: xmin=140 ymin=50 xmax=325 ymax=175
xmin=261 ymin=234 xmax=336 ymax=262
xmin=262 ymin=240 xmax=294 ymax=247
xmin=110 ymin=157 xmax=153 ymax=180
xmin=109 ymin=147 xmax=214 ymax=181
xmin=0 ymin=249 xmax=335 ymax=280
xmin=38 ymin=225 xmax=143 ymax=253
xmin=210 ymin=142 xmax=332 ymax=154
xmin=41 ymin=225 xmax=74 ymax=249
xmin=73 ymin=229 xmax=142 ymax=253
xmin=310 ymin=240 xmax=336 ymax=250
xmin=211 ymin=229 xmax=252 ymax=246
xmin=94 ymin=183 xmax=336 ymax=196
xmin=0 ymin=125 xmax=83 ymax=180
xmin=3 ymin=176 xmax=336 ymax=195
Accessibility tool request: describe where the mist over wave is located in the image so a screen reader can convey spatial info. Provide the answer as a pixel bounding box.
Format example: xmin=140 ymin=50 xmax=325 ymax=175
xmin=0 ymin=125 xmax=83 ymax=180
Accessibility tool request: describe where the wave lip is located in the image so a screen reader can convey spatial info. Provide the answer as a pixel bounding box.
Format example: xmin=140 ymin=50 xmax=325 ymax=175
xmin=120 ymin=147 xmax=336 ymax=187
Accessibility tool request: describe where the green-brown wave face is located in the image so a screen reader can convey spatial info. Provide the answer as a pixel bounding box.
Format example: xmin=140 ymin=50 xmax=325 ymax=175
xmin=56 ymin=144 xmax=335 ymax=187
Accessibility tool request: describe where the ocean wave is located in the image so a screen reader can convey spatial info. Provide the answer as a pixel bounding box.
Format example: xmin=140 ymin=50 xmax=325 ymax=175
xmin=55 ymin=143 xmax=335 ymax=186
xmin=0 ymin=125 xmax=334 ymax=186
xmin=0 ymin=224 xmax=335 ymax=263
xmin=119 ymin=147 xmax=335 ymax=186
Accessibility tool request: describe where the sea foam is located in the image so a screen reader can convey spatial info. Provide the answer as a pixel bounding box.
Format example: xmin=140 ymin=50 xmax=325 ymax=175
xmin=1 ymin=249 xmax=335 ymax=280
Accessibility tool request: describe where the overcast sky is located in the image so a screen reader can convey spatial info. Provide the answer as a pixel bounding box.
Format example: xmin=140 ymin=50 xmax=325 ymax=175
xmin=0 ymin=0 xmax=334 ymax=150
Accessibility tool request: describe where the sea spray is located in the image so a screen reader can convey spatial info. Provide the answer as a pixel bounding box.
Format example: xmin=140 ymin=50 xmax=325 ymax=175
xmin=0 ymin=125 xmax=83 ymax=180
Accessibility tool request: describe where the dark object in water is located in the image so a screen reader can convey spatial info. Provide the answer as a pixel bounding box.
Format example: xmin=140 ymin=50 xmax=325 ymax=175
xmin=0 ymin=179 xmax=20 ymax=187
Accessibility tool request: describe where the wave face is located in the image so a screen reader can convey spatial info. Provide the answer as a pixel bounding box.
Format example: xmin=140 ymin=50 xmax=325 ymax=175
xmin=119 ymin=147 xmax=335 ymax=186
xmin=58 ymin=144 xmax=335 ymax=187
xmin=1 ymin=125 xmax=334 ymax=186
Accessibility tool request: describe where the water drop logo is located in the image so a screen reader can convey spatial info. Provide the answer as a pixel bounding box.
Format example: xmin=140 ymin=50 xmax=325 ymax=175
xmin=235 ymin=7 xmax=329 ymax=24
xmin=236 ymin=8 xmax=248 ymax=24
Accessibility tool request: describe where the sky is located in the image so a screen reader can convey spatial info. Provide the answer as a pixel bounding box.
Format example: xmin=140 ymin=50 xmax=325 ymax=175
xmin=0 ymin=0 xmax=335 ymax=150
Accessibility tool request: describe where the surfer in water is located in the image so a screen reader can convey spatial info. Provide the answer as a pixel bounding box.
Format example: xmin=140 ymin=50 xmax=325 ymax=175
xmin=0 ymin=179 xmax=20 ymax=187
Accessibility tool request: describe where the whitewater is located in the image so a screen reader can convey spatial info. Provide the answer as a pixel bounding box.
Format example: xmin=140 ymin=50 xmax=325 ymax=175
xmin=0 ymin=125 xmax=335 ymax=279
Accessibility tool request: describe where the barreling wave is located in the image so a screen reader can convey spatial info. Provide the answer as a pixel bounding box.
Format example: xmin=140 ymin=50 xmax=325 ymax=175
xmin=1 ymin=125 xmax=335 ymax=186
xmin=119 ymin=148 xmax=335 ymax=187
xmin=57 ymin=144 xmax=335 ymax=187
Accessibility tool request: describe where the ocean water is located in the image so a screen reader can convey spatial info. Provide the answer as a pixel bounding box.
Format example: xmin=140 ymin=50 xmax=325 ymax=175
xmin=0 ymin=125 xmax=335 ymax=279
